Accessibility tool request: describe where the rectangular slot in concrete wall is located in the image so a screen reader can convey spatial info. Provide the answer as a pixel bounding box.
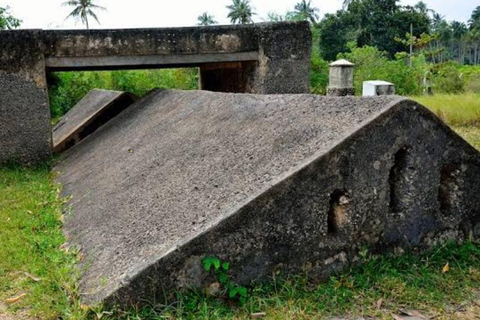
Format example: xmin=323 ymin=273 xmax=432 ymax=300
xmin=388 ymin=146 xmax=412 ymax=214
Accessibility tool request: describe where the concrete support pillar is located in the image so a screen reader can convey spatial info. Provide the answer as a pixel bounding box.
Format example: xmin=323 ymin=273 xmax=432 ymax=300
xmin=251 ymin=22 xmax=311 ymax=94
xmin=0 ymin=30 xmax=52 ymax=165
xmin=327 ymin=59 xmax=355 ymax=96
xmin=200 ymin=22 xmax=312 ymax=94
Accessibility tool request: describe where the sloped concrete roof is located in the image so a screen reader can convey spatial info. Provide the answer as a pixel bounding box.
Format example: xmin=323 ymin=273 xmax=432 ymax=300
xmin=55 ymin=90 xmax=480 ymax=305
xmin=53 ymin=89 xmax=137 ymax=152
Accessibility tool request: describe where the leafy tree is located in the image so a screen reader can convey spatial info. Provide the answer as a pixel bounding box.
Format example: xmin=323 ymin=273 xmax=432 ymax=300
xmin=226 ymin=0 xmax=255 ymax=24
xmin=431 ymin=13 xmax=445 ymax=33
xmin=265 ymin=11 xmax=304 ymax=22
xmin=342 ymin=0 xmax=355 ymax=10
xmin=292 ymin=0 xmax=320 ymax=24
xmin=413 ymin=1 xmax=433 ymax=16
xmin=318 ymin=12 xmax=354 ymax=60
xmin=0 ymin=6 xmax=21 ymax=30
xmin=318 ymin=0 xmax=430 ymax=60
xmin=266 ymin=12 xmax=286 ymax=22
xmin=63 ymin=0 xmax=106 ymax=29
xmin=469 ymin=6 xmax=480 ymax=30
xmin=338 ymin=43 xmax=426 ymax=95
xmin=197 ymin=12 xmax=217 ymax=26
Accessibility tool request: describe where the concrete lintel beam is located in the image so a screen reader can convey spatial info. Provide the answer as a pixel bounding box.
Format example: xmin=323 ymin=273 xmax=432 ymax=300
xmin=45 ymin=52 xmax=259 ymax=71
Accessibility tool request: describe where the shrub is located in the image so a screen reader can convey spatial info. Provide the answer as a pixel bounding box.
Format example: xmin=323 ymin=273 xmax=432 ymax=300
xmin=337 ymin=44 xmax=425 ymax=96
xmin=310 ymin=53 xmax=329 ymax=94
xmin=459 ymin=65 xmax=480 ymax=94
xmin=48 ymin=69 xmax=198 ymax=119
xmin=431 ymin=62 xmax=465 ymax=94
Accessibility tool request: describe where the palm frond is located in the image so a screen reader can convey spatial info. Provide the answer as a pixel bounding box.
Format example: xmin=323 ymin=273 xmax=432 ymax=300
xmin=66 ymin=7 xmax=83 ymax=19
xmin=87 ymin=9 xmax=100 ymax=24
xmin=62 ymin=0 xmax=80 ymax=7
xmin=89 ymin=4 xmax=107 ymax=11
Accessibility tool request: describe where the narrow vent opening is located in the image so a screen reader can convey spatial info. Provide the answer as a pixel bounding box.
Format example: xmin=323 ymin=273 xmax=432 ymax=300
xmin=328 ymin=189 xmax=350 ymax=234
xmin=389 ymin=146 xmax=411 ymax=213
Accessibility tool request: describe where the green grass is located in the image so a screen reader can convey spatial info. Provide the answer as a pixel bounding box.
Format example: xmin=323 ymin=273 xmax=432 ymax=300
xmin=412 ymin=93 xmax=480 ymax=151
xmin=0 ymin=165 xmax=84 ymax=319
xmin=3 ymin=167 xmax=480 ymax=319
xmin=100 ymin=241 xmax=480 ymax=320
xmin=413 ymin=94 xmax=480 ymax=127
xmin=453 ymin=126 xmax=480 ymax=151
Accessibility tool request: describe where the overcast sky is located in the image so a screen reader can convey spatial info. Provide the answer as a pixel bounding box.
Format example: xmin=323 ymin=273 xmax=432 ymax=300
xmin=2 ymin=0 xmax=478 ymax=30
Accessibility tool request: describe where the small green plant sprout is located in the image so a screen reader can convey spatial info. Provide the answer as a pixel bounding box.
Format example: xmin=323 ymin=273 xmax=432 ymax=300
xmin=201 ymin=255 xmax=248 ymax=304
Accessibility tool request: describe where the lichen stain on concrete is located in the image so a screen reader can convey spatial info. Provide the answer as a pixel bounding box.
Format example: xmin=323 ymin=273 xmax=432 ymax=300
xmin=215 ymin=34 xmax=241 ymax=51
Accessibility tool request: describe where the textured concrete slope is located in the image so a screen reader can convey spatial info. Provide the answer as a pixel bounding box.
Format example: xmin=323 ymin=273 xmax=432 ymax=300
xmin=55 ymin=90 xmax=480 ymax=305
xmin=53 ymin=89 xmax=137 ymax=152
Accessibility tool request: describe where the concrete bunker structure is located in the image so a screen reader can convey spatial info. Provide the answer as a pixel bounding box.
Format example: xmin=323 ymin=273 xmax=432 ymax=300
xmin=54 ymin=90 xmax=480 ymax=306
xmin=0 ymin=21 xmax=311 ymax=164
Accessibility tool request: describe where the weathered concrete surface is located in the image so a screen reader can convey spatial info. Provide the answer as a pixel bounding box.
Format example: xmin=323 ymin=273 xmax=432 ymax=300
xmin=0 ymin=22 xmax=310 ymax=164
xmin=55 ymin=90 xmax=480 ymax=306
xmin=0 ymin=30 xmax=51 ymax=165
xmin=327 ymin=59 xmax=355 ymax=96
xmin=53 ymin=89 xmax=137 ymax=152
xmin=42 ymin=22 xmax=311 ymax=93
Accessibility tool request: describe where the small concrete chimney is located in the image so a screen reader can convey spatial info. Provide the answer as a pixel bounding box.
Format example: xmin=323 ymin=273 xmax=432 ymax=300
xmin=327 ymin=59 xmax=355 ymax=96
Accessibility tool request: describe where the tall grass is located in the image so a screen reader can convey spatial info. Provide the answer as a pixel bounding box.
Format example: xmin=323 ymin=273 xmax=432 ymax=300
xmin=413 ymin=94 xmax=480 ymax=127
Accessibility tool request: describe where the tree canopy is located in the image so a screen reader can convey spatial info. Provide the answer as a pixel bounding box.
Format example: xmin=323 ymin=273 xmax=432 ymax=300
xmin=317 ymin=0 xmax=430 ymax=60
xmin=226 ymin=0 xmax=255 ymax=24
xmin=197 ymin=12 xmax=217 ymax=26
xmin=0 ymin=6 xmax=21 ymax=30
xmin=292 ymin=0 xmax=319 ymax=24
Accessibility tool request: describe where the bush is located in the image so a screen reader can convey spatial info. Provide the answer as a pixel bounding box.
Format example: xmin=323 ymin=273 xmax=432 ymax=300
xmin=48 ymin=69 xmax=198 ymax=119
xmin=310 ymin=53 xmax=329 ymax=94
xmin=337 ymin=44 xmax=425 ymax=96
xmin=431 ymin=62 xmax=465 ymax=94
xmin=459 ymin=65 xmax=480 ymax=94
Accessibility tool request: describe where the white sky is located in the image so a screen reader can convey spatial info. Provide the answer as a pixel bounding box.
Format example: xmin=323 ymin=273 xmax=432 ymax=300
xmin=2 ymin=0 xmax=478 ymax=30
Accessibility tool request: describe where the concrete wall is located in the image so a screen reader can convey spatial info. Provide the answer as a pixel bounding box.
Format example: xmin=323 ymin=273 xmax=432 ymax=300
xmin=0 ymin=30 xmax=52 ymax=165
xmin=200 ymin=22 xmax=312 ymax=93
xmin=0 ymin=22 xmax=311 ymax=165
xmin=42 ymin=22 xmax=311 ymax=94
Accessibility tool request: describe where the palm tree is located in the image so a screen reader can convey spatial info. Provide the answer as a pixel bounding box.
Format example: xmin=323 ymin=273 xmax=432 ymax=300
xmin=293 ymin=0 xmax=319 ymax=24
xmin=413 ymin=1 xmax=430 ymax=15
xmin=431 ymin=13 xmax=445 ymax=33
xmin=469 ymin=6 xmax=480 ymax=30
xmin=226 ymin=0 xmax=255 ymax=24
xmin=197 ymin=12 xmax=217 ymax=26
xmin=63 ymin=0 xmax=106 ymax=29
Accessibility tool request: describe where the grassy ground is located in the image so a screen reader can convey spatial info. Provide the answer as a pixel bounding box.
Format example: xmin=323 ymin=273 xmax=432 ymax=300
xmin=1 ymin=94 xmax=479 ymax=319
xmin=412 ymin=93 xmax=480 ymax=150
xmin=0 ymin=165 xmax=84 ymax=319
xmin=105 ymin=242 xmax=480 ymax=320
xmin=414 ymin=94 xmax=480 ymax=127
